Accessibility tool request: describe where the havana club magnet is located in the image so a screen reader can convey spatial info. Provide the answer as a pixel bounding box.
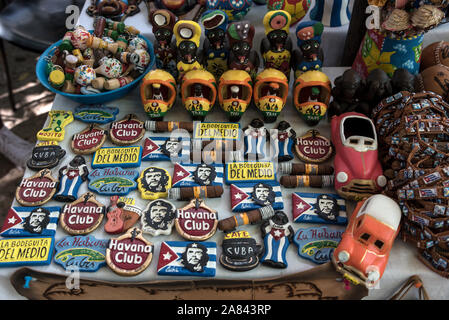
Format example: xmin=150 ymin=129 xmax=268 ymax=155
xmin=109 ymin=114 xmax=145 ymax=146
xmin=294 ymin=129 xmax=332 ymax=163
xmin=157 ymin=241 xmax=216 ymax=277
xmin=137 ymin=167 xmax=172 ymax=200
xmin=1 ymin=206 xmax=60 ymax=238
xmin=54 ymin=235 xmax=109 ymax=272
xmin=175 ymin=198 xmax=218 ymax=241
xmin=106 ymin=228 xmax=154 ymax=276
xmin=60 ymin=192 xmax=105 ymax=235
xmin=71 ymin=124 xmax=108 ymax=155
xmin=293 ymin=226 xmax=343 ymax=264
xmin=27 ymin=143 xmax=66 ymax=171
xmin=88 ymin=167 xmax=138 ymax=196
xmin=104 ymin=196 xmax=142 ymax=235
xmin=141 ymin=199 xmax=176 ymax=236
xmin=219 ymin=230 xmax=262 ymax=272
xmin=36 ymin=110 xmax=74 ymax=142
xmin=15 ymin=169 xmax=58 ymax=207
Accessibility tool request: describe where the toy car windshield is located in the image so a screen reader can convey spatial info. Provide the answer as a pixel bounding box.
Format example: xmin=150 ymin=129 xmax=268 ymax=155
xmin=340 ymin=115 xmax=377 ymax=152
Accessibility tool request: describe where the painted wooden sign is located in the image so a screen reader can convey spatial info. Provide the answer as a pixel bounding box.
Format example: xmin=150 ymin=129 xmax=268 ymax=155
xmin=225 ymin=161 xmax=276 ymax=184
xmin=92 ymin=146 xmax=142 ymax=168
xmin=36 ymin=110 xmax=73 ymax=142
xmin=175 ymin=199 xmax=218 ymax=241
xmin=193 ymin=122 xmax=240 ymax=140
xmin=109 ymin=114 xmax=145 ymax=145
xmin=88 ymin=167 xmax=138 ymax=196
xmin=74 ymin=104 xmax=119 ymax=124
xmin=293 ymin=227 xmax=343 ymax=264
xmin=71 ymin=124 xmax=107 ymax=155
xmin=15 ymin=169 xmax=58 ymax=207
xmin=0 ymin=237 xmax=54 ymax=267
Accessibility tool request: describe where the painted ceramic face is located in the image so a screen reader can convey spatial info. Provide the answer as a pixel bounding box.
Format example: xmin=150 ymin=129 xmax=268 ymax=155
xmin=179 ymin=41 xmax=198 ymax=63
xmin=155 ymin=28 xmax=174 ymax=47
xmin=231 ymin=41 xmax=250 ymax=63
xmin=300 ymin=40 xmax=321 ymax=59
xmin=267 ymin=30 xmax=288 ymax=51
xmin=207 ymin=29 xmax=226 ymax=50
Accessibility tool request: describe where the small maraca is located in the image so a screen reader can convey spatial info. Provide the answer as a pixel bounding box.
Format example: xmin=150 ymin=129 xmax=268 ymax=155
xmin=128 ymin=37 xmax=148 ymax=52
xmin=94 ymin=57 xmax=123 ymax=78
xmin=74 ymin=65 xmax=96 ymax=86
xmin=131 ymin=49 xmax=151 ymax=73
xmin=71 ymin=26 xmax=92 ymax=51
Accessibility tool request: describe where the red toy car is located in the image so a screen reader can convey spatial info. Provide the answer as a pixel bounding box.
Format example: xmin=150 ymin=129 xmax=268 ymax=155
xmin=331 ymin=112 xmax=387 ymax=201
xmin=332 ymin=194 xmax=401 ymax=288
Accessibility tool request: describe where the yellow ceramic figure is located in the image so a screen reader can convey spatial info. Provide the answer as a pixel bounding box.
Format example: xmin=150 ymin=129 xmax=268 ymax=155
xmin=218 ymin=70 xmax=253 ymax=121
xmin=181 ymin=69 xmax=218 ymax=121
xmin=174 ymin=20 xmax=204 ymax=81
xmin=253 ymin=68 xmax=288 ymax=123
xmin=293 ymin=70 xmax=331 ymax=126
xmin=140 ymin=69 xmax=177 ymax=120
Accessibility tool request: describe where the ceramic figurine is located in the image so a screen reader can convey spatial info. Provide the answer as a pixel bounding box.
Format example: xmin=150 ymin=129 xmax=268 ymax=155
xmin=331 ymin=112 xmax=387 ymax=201
xmin=206 ymin=0 xmax=252 ymax=21
xmin=333 ymin=194 xmax=401 ymax=288
xmin=292 ymin=21 xmax=324 ymax=77
xmin=362 ymin=69 xmax=393 ymax=115
xmin=200 ymin=10 xmax=229 ymax=79
xmin=140 ymin=69 xmax=177 ymax=120
xmin=174 ymin=20 xmax=204 ymax=81
xmin=243 ymin=118 xmax=268 ymax=160
xmin=226 ymin=21 xmax=260 ymax=80
xmin=267 ymin=0 xmax=310 ymax=25
xmin=86 ymin=0 xmax=142 ymax=21
xmin=253 ymin=68 xmax=288 ymax=123
xmin=54 ymin=156 xmax=89 ymax=203
xmin=293 ymin=70 xmax=331 ymax=126
xmin=309 ymin=0 xmax=351 ymax=27
xmin=328 ymin=69 xmax=369 ymax=119
xmin=180 ymin=69 xmax=217 ymax=121
xmin=218 ymin=69 xmax=253 ymax=121
xmin=260 ymin=211 xmax=294 ymax=269
xmin=150 ymin=0 xmax=204 ymax=20
xmin=391 ymin=68 xmax=416 ymax=94
xmin=149 ymin=9 xmax=178 ymax=79
xmin=260 ymin=10 xmax=293 ymax=79
xmin=270 ymin=121 xmax=296 ymax=162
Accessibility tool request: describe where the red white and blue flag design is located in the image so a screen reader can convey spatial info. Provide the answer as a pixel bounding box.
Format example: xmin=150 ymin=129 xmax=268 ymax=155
xmin=171 ymin=163 xmax=223 ymax=188
xmin=141 ymin=136 xmax=190 ymax=162
xmin=292 ymin=192 xmax=347 ymax=225
xmin=230 ymin=182 xmax=284 ymax=212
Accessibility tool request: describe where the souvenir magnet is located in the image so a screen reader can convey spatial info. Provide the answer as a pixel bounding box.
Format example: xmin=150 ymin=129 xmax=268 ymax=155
xmin=260 ymin=211 xmax=294 ymax=268
xmin=109 ymin=114 xmax=145 ymax=146
xmin=141 ymin=136 xmax=190 ymax=162
xmin=175 ymin=198 xmax=218 ymax=241
xmin=106 ymin=228 xmax=154 ymax=276
xmin=193 ymin=122 xmax=241 ymax=141
xmin=270 ymin=121 xmax=296 ymax=162
xmin=172 ymin=163 xmax=224 ymax=188
xmin=74 ymin=104 xmax=119 ymax=124
xmin=219 ymin=230 xmax=261 ymax=272
xmin=92 ymin=146 xmax=143 ymax=168
xmin=54 ymin=156 xmax=89 ymax=202
xmin=88 ymin=167 xmax=138 ymax=196
xmin=104 ymin=196 xmax=142 ymax=235
xmin=292 ymin=192 xmax=347 ymax=225
xmin=243 ymin=119 xmax=268 ymax=160
xmin=141 ymin=199 xmax=176 ymax=236
xmin=16 ymin=169 xmax=58 ymax=207
xmin=295 ymin=129 xmax=332 ymax=163
xmin=54 ymin=235 xmax=109 ymax=272
xmin=0 ymin=206 xmax=60 ymax=238
xmin=225 ymin=161 xmax=276 ymax=184
xmin=293 ymin=226 xmax=343 ymax=264
xmin=26 ymin=143 xmax=66 ymax=171
xmin=71 ymin=124 xmax=108 ymax=155
xmin=36 ymin=110 xmax=74 ymax=142
xmin=230 ymin=181 xmax=283 ymax=212
xmin=157 ymin=241 xmax=216 ymax=277
xmin=0 ymin=237 xmax=54 ymax=268
xmin=60 ymin=192 xmax=105 ymax=235
xmin=137 ymin=167 xmax=172 ymax=200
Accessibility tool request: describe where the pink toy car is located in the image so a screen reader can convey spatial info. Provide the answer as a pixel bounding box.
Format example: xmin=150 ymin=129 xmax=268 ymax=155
xmin=331 ymin=112 xmax=387 ymax=201
xmin=332 ymin=194 xmax=401 ymax=288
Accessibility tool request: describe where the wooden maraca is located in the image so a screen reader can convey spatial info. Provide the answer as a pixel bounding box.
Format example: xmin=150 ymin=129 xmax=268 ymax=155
xmin=94 ymin=57 xmax=123 ymax=79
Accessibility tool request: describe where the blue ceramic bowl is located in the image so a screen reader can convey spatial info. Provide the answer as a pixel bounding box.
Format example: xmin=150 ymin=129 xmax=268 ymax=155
xmin=36 ymin=32 xmax=155 ymax=104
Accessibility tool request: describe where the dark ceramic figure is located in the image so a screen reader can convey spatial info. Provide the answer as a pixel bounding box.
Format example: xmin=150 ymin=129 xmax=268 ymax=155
xmin=227 ymin=21 xmax=260 ymax=80
xmin=363 ymin=69 xmax=393 ymax=114
xmin=391 ymin=68 xmax=416 ymax=94
xmin=201 ymin=10 xmax=229 ymax=79
xmin=153 ymin=0 xmax=203 ymax=19
xmin=328 ymin=69 xmax=369 ymax=119
xmin=149 ymin=9 xmax=178 ymax=79
xmin=292 ymin=21 xmax=324 ymax=79
xmin=87 ymin=0 xmax=142 ymax=20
